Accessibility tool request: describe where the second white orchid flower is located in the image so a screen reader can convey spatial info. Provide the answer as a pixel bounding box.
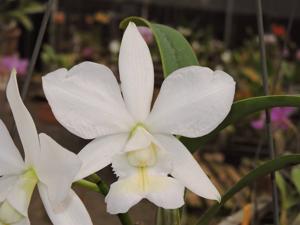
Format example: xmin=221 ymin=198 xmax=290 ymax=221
xmin=0 ymin=71 xmax=92 ymax=225
xmin=43 ymin=22 xmax=235 ymax=214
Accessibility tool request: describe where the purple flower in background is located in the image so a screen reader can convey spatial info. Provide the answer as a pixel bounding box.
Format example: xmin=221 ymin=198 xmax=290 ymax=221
xmin=0 ymin=55 xmax=28 ymax=76
xmin=282 ymin=47 xmax=290 ymax=58
xmin=82 ymin=47 xmax=94 ymax=59
xmin=251 ymin=107 xmax=296 ymax=130
xmin=138 ymin=26 xmax=153 ymax=44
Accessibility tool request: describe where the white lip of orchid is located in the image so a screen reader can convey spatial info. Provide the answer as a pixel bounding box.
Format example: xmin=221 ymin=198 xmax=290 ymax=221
xmin=117 ymin=126 xmax=169 ymax=193
xmin=127 ymin=144 xmax=157 ymax=167
xmin=0 ymin=168 xmax=38 ymax=224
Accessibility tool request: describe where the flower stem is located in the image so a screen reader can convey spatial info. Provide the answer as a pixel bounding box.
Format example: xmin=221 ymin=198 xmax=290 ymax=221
xmin=74 ymin=174 xmax=133 ymax=225
xmin=256 ymin=1 xmax=280 ymax=225
xmin=74 ymin=179 xmax=100 ymax=193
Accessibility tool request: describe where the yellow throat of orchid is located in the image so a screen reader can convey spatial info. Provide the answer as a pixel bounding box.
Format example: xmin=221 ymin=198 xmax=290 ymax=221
xmin=0 ymin=168 xmax=38 ymax=224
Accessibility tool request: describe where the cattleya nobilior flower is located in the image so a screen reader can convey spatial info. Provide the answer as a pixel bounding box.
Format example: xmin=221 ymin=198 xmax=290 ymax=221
xmin=0 ymin=71 xmax=92 ymax=225
xmin=42 ymin=22 xmax=236 ymax=214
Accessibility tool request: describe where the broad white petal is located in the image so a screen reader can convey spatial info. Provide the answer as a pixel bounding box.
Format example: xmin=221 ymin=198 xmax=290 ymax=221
xmin=146 ymin=176 xmax=184 ymax=209
xmin=155 ymin=134 xmax=221 ymax=201
xmin=38 ymin=184 xmax=92 ymax=225
xmin=146 ymin=67 xmax=235 ymax=138
xmin=6 ymin=70 xmax=40 ymax=165
xmin=119 ymin=22 xmax=154 ymax=121
xmin=0 ymin=175 xmax=19 ymax=202
xmin=0 ymin=120 xmax=24 ymax=176
xmin=42 ymin=61 xmax=134 ymax=139
xmin=76 ymin=133 xmax=129 ymax=180
xmin=35 ymin=133 xmax=81 ymax=206
xmin=105 ymin=177 xmax=143 ymax=214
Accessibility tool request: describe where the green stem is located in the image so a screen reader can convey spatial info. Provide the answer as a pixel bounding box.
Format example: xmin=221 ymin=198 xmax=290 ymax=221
xmin=74 ymin=179 xmax=100 ymax=192
xmin=74 ymin=174 xmax=133 ymax=225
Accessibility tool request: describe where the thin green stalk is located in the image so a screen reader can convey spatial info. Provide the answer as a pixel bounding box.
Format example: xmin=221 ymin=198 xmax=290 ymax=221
xmin=75 ymin=174 xmax=133 ymax=225
xmin=256 ymin=1 xmax=279 ymax=225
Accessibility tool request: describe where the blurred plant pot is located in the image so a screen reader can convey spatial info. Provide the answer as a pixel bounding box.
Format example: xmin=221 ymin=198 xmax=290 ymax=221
xmin=0 ymin=21 xmax=21 ymax=55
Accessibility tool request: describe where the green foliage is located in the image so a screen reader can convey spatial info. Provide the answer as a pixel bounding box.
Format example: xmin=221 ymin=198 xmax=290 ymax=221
xmin=120 ymin=17 xmax=198 ymax=77
xmin=291 ymin=167 xmax=300 ymax=193
xmin=196 ymin=154 xmax=300 ymax=225
xmin=0 ymin=0 xmax=45 ymax=30
xmin=41 ymin=45 xmax=77 ymax=70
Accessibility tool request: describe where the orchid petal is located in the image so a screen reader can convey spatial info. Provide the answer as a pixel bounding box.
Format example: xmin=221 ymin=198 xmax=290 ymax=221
xmin=6 ymin=70 xmax=40 ymax=165
xmin=155 ymin=134 xmax=221 ymax=201
xmin=35 ymin=133 xmax=81 ymax=207
xmin=146 ymin=66 xmax=235 ymax=138
xmin=14 ymin=218 xmax=30 ymax=225
xmin=119 ymin=22 xmax=154 ymax=121
xmin=76 ymin=133 xmax=128 ymax=180
xmin=105 ymin=176 xmax=143 ymax=214
xmin=0 ymin=120 xmax=24 ymax=175
xmin=0 ymin=175 xmax=19 ymax=202
xmin=145 ymin=176 xmax=184 ymax=209
xmin=105 ymin=173 xmax=184 ymax=213
xmin=6 ymin=173 xmax=37 ymax=217
xmin=38 ymin=184 xmax=92 ymax=225
xmin=42 ymin=62 xmax=134 ymax=139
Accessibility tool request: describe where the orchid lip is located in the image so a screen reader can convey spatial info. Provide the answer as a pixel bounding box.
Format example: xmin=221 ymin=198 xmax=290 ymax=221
xmin=126 ymin=143 xmax=158 ymax=167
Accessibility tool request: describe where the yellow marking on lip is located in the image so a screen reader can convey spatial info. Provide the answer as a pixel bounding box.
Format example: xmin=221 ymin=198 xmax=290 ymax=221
xmin=138 ymin=167 xmax=149 ymax=192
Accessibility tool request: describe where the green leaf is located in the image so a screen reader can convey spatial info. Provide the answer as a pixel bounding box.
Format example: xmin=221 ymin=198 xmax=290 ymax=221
xmin=120 ymin=16 xmax=198 ymax=77
xmin=195 ymin=154 xmax=300 ymax=225
xmin=275 ymin=172 xmax=289 ymax=209
xmin=22 ymin=2 xmax=45 ymax=14
xmin=291 ymin=167 xmax=300 ymax=193
xmin=181 ymin=95 xmax=300 ymax=153
xmin=9 ymin=11 xmax=32 ymax=30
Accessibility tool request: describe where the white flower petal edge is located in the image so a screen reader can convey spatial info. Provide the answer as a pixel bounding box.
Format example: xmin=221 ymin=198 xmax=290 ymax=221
xmin=42 ymin=62 xmax=134 ymax=139
xmin=146 ymin=66 xmax=235 ymax=138
xmin=154 ymin=134 xmax=221 ymax=201
xmin=119 ymin=22 xmax=154 ymax=121
xmin=0 ymin=120 xmax=24 ymax=175
xmin=35 ymin=133 xmax=82 ymax=206
xmin=0 ymin=71 xmax=93 ymax=225
xmin=6 ymin=70 xmax=40 ymax=165
xmin=76 ymin=133 xmax=129 ymax=180
xmin=39 ymin=184 xmax=93 ymax=225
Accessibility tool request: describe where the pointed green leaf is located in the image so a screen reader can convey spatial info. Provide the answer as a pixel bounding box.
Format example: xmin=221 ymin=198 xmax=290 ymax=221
xmin=120 ymin=16 xmax=198 ymax=77
xmin=181 ymin=95 xmax=300 ymax=152
xmin=195 ymin=154 xmax=300 ymax=225
xmin=291 ymin=167 xmax=300 ymax=193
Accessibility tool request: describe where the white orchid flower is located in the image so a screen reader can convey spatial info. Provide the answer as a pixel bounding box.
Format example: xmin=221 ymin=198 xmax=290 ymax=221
xmin=42 ymin=22 xmax=235 ymax=214
xmin=0 ymin=71 xmax=92 ymax=225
